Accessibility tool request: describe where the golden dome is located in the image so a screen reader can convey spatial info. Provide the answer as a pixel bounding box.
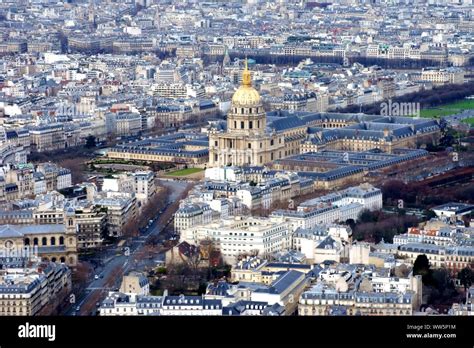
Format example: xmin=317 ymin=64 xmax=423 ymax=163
xmin=231 ymin=59 xmax=261 ymax=106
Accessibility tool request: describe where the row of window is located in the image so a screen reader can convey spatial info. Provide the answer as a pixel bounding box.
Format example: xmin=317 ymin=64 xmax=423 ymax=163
xmin=24 ymin=236 xmax=65 ymax=246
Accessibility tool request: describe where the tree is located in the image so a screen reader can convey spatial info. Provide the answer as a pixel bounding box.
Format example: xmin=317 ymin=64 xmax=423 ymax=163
xmin=345 ymin=218 xmax=356 ymax=231
xmin=458 ymin=267 xmax=473 ymax=295
xmin=428 ymin=269 xmax=458 ymax=305
xmin=381 ymin=180 xmax=407 ymax=202
xmin=413 ymin=254 xmax=431 ymax=278
xmin=358 ymin=209 xmax=378 ymax=223
xmin=85 ymin=135 xmax=96 ymax=148
xmin=122 ymin=217 xmax=139 ymax=238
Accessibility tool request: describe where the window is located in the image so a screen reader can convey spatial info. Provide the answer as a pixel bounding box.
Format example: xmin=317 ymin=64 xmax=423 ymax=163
xmin=249 ymin=121 xmax=253 ymax=129
xmin=241 ymin=121 xmax=244 ymax=129
xmin=42 ymin=237 xmax=47 ymax=246
xmin=248 ymin=143 xmax=251 ymax=149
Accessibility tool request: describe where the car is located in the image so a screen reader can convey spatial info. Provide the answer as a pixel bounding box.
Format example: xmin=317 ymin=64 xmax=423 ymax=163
xmin=94 ymin=274 xmax=99 ymax=280
xmin=76 ymin=306 xmax=81 ymax=311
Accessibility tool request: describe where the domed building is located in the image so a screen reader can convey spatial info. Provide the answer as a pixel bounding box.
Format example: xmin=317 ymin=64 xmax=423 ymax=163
xmin=209 ymin=61 xmax=287 ymax=167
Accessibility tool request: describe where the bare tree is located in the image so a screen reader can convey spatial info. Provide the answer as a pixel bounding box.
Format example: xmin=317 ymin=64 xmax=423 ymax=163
xmin=122 ymin=217 xmax=139 ymax=238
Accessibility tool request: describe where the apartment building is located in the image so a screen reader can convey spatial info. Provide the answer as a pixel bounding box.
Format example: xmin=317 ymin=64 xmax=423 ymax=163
xmin=29 ymin=124 xmax=66 ymax=152
xmin=397 ymin=243 xmax=474 ymax=272
xmin=299 ymin=287 xmax=414 ymax=316
xmin=0 ymin=260 xmax=71 ymax=316
xmin=94 ymin=192 xmax=137 ymax=237
xmin=36 ymin=163 xmax=72 ymax=191
xmin=68 ymin=206 xmax=107 ymax=250
xmin=421 ymin=68 xmax=465 ymax=85
xmin=181 ymin=216 xmax=291 ymax=264
xmin=102 ymin=171 xmax=155 ymax=203
xmin=174 ymin=203 xmax=213 ymax=233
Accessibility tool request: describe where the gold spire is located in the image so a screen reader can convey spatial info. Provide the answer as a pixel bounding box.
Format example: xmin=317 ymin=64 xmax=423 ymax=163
xmin=231 ymin=57 xmax=261 ymax=106
xmin=242 ymin=58 xmax=251 ymax=87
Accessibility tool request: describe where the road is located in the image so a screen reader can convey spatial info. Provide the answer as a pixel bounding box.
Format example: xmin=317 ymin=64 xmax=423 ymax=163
xmin=63 ymin=180 xmax=190 ymax=316
xmin=442 ymin=109 xmax=474 ymax=127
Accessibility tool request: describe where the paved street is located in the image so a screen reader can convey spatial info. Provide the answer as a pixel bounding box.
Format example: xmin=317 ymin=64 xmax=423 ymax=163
xmin=63 ymin=180 xmax=189 ymax=316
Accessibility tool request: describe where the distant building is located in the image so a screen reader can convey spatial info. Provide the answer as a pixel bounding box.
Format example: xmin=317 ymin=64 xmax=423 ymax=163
xmin=432 ymin=203 xmax=474 ymax=220
xmin=421 ymin=68 xmax=464 ymax=85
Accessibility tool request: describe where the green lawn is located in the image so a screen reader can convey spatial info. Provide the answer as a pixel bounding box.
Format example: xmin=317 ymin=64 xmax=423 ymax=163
xmin=461 ymin=117 xmax=474 ymax=126
xmin=419 ymin=99 xmax=474 ymax=118
xmin=164 ymin=168 xmax=204 ymax=176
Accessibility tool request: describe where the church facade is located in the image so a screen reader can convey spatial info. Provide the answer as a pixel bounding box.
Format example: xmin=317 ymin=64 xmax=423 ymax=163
xmin=209 ymin=62 xmax=288 ymax=167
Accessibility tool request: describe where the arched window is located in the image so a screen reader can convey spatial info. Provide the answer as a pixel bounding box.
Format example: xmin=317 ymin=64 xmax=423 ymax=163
xmin=24 ymin=238 xmax=30 ymax=246
xmin=60 ymin=257 xmax=65 ymax=263
xmin=33 ymin=238 xmax=38 ymax=246
xmin=50 ymin=237 xmax=56 ymax=246
xmin=51 ymin=257 xmax=57 ymax=263
xmin=42 ymin=237 xmax=47 ymax=246
xmin=59 ymin=236 xmax=64 ymax=245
